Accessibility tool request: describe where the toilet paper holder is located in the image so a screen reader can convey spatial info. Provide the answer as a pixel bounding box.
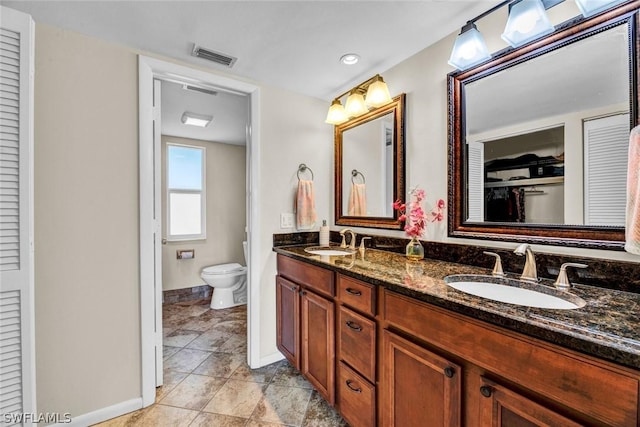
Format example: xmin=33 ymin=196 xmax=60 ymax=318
xmin=177 ymin=249 xmax=195 ymax=259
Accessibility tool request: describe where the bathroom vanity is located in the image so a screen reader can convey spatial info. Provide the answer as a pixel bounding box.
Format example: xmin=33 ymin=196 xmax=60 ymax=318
xmin=273 ymin=245 xmax=640 ymax=427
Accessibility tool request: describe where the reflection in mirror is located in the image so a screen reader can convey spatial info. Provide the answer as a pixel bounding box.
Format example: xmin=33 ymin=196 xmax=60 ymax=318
xmin=342 ymin=112 xmax=394 ymax=217
xmin=335 ymin=94 xmax=405 ymax=229
xmin=465 ymin=24 xmax=629 ymax=227
xmin=448 ymin=6 xmax=638 ymax=249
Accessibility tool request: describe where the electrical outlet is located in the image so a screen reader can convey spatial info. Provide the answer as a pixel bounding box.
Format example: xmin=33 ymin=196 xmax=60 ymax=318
xmin=280 ymin=213 xmax=294 ymax=229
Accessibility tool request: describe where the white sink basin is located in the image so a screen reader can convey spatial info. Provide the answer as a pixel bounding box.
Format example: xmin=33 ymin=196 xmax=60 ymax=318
xmin=304 ymin=246 xmax=355 ymax=256
xmin=444 ymin=275 xmax=586 ymax=310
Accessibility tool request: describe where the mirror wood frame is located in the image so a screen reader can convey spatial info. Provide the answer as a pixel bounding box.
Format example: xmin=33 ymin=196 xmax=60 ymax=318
xmin=448 ymin=4 xmax=639 ymax=250
xmin=335 ymin=93 xmax=406 ymax=229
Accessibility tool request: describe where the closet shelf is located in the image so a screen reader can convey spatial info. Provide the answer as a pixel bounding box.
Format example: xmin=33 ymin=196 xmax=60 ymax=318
xmin=484 ymin=176 xmax=564 ymax=188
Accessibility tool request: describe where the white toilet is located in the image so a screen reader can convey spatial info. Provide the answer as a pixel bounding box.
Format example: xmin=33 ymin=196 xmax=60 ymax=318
xmin=201 ymin=241 xmax=248 ymax=309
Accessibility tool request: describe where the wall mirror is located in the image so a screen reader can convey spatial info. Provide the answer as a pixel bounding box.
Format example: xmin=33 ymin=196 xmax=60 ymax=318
xmin=448 ymin=5 xmax=638 ymax=249
xmin=335 ymin=94 xmax=405 ymax=229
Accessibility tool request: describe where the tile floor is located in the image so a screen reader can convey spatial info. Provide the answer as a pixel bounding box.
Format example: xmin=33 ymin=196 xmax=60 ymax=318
xmin=96 ymin=300 xmax=348 ymax=427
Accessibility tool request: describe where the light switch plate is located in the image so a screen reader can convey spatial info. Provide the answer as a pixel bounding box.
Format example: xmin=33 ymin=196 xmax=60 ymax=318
xmin=280 ymin=213 xmax=294 ymax=229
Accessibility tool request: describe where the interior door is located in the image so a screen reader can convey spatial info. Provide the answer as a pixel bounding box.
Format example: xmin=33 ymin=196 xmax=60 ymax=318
xmin=0 ymin=6 xmax=36 ymax=423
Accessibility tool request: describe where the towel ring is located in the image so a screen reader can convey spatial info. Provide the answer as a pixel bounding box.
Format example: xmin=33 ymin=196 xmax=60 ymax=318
xmin=297 ymin=163 xmax=314 ymax=181
xmin=351 ymin=169 xmax=366 ymax=184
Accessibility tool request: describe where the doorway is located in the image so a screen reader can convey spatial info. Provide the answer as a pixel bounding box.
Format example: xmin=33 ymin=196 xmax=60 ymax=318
xmin=138 ymin=56 xmax=261 ymax=406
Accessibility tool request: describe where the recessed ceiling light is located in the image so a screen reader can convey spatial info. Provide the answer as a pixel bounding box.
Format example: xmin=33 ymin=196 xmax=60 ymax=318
xmin=340 ymin=53 xmax=360 ymax=65
xmin=181 ymin=112 xmax=213 ymax=127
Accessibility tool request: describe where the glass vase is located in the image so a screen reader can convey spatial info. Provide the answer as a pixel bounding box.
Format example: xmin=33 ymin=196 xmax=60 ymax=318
xmin=405 ymin=236 xmax=424 ymax=260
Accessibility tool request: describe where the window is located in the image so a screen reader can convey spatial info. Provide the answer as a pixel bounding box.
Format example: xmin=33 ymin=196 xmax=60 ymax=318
xmin=167 ymin=144 xmax=206 ymax=240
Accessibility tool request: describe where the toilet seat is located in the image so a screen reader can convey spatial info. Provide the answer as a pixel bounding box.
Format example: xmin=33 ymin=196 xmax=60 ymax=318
xmin=201 ymin=263 xmax=246 ymax=275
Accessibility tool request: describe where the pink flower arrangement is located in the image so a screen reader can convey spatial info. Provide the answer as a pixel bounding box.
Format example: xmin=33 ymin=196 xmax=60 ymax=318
xmin=393 ymin=187 xmax=445 ymax=238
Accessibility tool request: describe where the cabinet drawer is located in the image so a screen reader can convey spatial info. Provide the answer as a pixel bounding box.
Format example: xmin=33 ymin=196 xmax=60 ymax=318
xmin=338 ymin=362 xmax=375 ymax=427
xmin=338 ymin=306 xmax=376 ymax=382
xmin=384 ymin=290 xmax=640 ymax=427
xmin=337 ymin=274 xmax=375 ymax=316
xmin=277 ymin=255 xmax=334 ymax=297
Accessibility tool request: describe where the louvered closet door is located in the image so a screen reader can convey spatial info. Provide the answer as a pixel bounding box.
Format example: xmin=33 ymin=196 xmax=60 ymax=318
xmin=0 ymin=7 xmax=35 ymax=426
xmin=584 ymin=113 xmax=629 ymax=226
xmin=467 ymin=141 xmax=484 ymax=222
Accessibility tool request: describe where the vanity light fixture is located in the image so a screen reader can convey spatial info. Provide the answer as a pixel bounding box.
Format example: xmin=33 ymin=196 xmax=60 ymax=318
xmin=448 ymin=22 xmax=492 ymax=70
xmin=325 ymin=74 xmax=392 ymax=125
xmin=325 ymin=99 xmax=349 ymax=125
xmin=181 ymin=112 xmax=213 ymax=127
xmin=344 ymin=89 xmax=368 ymax=117
xmin=448 ymin=0 xmax=625 ymax=71
xmin=501 ymin=0 xmax=555 ymax=48
xmin=365 ymin=74 xmax=393 ymax=108
xmin=574 ymin=0 xmax=625 ymax=17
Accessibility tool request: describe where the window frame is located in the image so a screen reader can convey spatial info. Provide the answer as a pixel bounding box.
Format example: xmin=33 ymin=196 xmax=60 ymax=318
xmin=166 ymin=143 xmax=206 ymax=241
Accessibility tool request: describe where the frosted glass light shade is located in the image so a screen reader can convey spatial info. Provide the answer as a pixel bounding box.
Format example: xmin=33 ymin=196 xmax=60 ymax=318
xmin=345 ymin=91 xmax=368 ymax=117
xmin=325 ymin=99 xmax=348 ymax=125
xmin=365 ymin=77 xmax=392 ymax=108
xmin=501 ymin=0 xmax=554 ymax=48
xmin=181 ymin=112 xmax=213 ymax=127
xmin=448 ymin=24 xmax=491 ymax=70
xmin=575 ymin=0 xmax=624 ymax=17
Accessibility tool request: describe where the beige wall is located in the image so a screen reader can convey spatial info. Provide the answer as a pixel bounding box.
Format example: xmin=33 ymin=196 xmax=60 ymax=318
xmin=161 ymin=135 xmax=246 ymax=291
xmin=32 ymin=22 xmax=332 ymax=419
xmin=257 ymin=84 xmax=333 ymax=361
xmin=34 ymin=25 xmax=141 ymax=415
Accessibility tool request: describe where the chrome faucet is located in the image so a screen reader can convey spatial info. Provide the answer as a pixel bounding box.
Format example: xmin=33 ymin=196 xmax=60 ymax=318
xmin=339 ymin=228 xmax=357 ymax=250
xmin=514 ymin=243 xmax=537 ymax=282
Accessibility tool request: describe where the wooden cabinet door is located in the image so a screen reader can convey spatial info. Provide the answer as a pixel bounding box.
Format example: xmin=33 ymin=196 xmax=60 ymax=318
xmin=478 ymin=377 xmax=582 ymax=427
xmin=381 ymin=330 xmax=461 ymax=427
xmin=276 ymin=275 xmax=300 ymax=368
xmin=338 ymin=362 xmax=376 ymax=427
xmin=301 ymin=289 xmax=335 ymax=404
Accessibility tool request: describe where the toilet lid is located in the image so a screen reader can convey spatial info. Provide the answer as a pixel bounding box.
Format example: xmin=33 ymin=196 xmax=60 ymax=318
xmin=202 ymin=263 xmax=244 ymax=275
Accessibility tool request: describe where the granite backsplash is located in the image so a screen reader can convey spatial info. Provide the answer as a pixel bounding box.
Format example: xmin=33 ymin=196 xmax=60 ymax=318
xmin=273 ymin=231 xmax=640 ymax=294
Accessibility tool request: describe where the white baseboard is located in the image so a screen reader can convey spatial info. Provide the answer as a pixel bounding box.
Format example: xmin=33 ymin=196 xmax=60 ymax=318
xmin=51 ymin=397 xmax=142 ymax=427
xmin=255 ymin=351 xmax=284 ymax=368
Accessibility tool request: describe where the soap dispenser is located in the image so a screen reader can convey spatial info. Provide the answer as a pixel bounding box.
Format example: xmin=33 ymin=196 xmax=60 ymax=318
xmin=319 ymin=220 xmax=330 ymax=246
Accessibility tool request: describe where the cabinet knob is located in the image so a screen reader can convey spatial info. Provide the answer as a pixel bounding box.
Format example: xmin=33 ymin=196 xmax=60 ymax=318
xmin=443 ymin=366 xmax=455 ymax=378
xmin=345 ymin=287 xmax=362 ymax=296
xmin=300 ymin=290 xmax=307 ymax=296
xmin=480 ymin=385 xmax=493 ymax=398
xmin=290 ymin=286 xmax=296 ymax=291
xmin=346 ymin=321 xmax=363 ymax=332
xmin=346 ymin=380 xmax=362 ymax=393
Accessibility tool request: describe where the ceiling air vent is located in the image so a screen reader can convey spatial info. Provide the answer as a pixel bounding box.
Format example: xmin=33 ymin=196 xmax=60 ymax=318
xmin=191 ymin=44 xmax=237 ymax=68
xmin=182 ymin=84 xmax=218 ymax=96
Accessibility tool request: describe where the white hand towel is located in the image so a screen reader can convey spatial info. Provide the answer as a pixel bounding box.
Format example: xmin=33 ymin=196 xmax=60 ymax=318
xmin=295 ymin=179 xmax=317 ymax=230
xmin=348 ymin=183 xmax=367 ymax=216
xmin=626 ymin=125 xmax=640 ymax=255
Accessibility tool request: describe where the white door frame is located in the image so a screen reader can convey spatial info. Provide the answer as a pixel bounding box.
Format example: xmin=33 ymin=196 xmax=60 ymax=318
xmin=138 ymin=56 xmax=261 ymax=406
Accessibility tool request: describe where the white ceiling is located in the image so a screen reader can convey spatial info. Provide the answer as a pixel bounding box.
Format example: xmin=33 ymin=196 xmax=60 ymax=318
xmin=2 ymin=0 xmax=500 ymax=143
xmin=161 ymin=80 xmax=248 ymax=144
xmin=1 ymin=0 xmax=495 ymax=101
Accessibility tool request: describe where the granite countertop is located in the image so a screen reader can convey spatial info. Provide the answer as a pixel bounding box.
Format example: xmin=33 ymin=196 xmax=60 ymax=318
xmin=273 ymin=244 xmax=640 ymax=370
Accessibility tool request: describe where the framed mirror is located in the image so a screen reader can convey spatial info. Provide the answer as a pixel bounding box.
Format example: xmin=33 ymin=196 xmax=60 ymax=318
xmin=448 ymin=5 xmax=639 ymax=249
xmin=335 ymin=94 xmax=405 ymax=229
